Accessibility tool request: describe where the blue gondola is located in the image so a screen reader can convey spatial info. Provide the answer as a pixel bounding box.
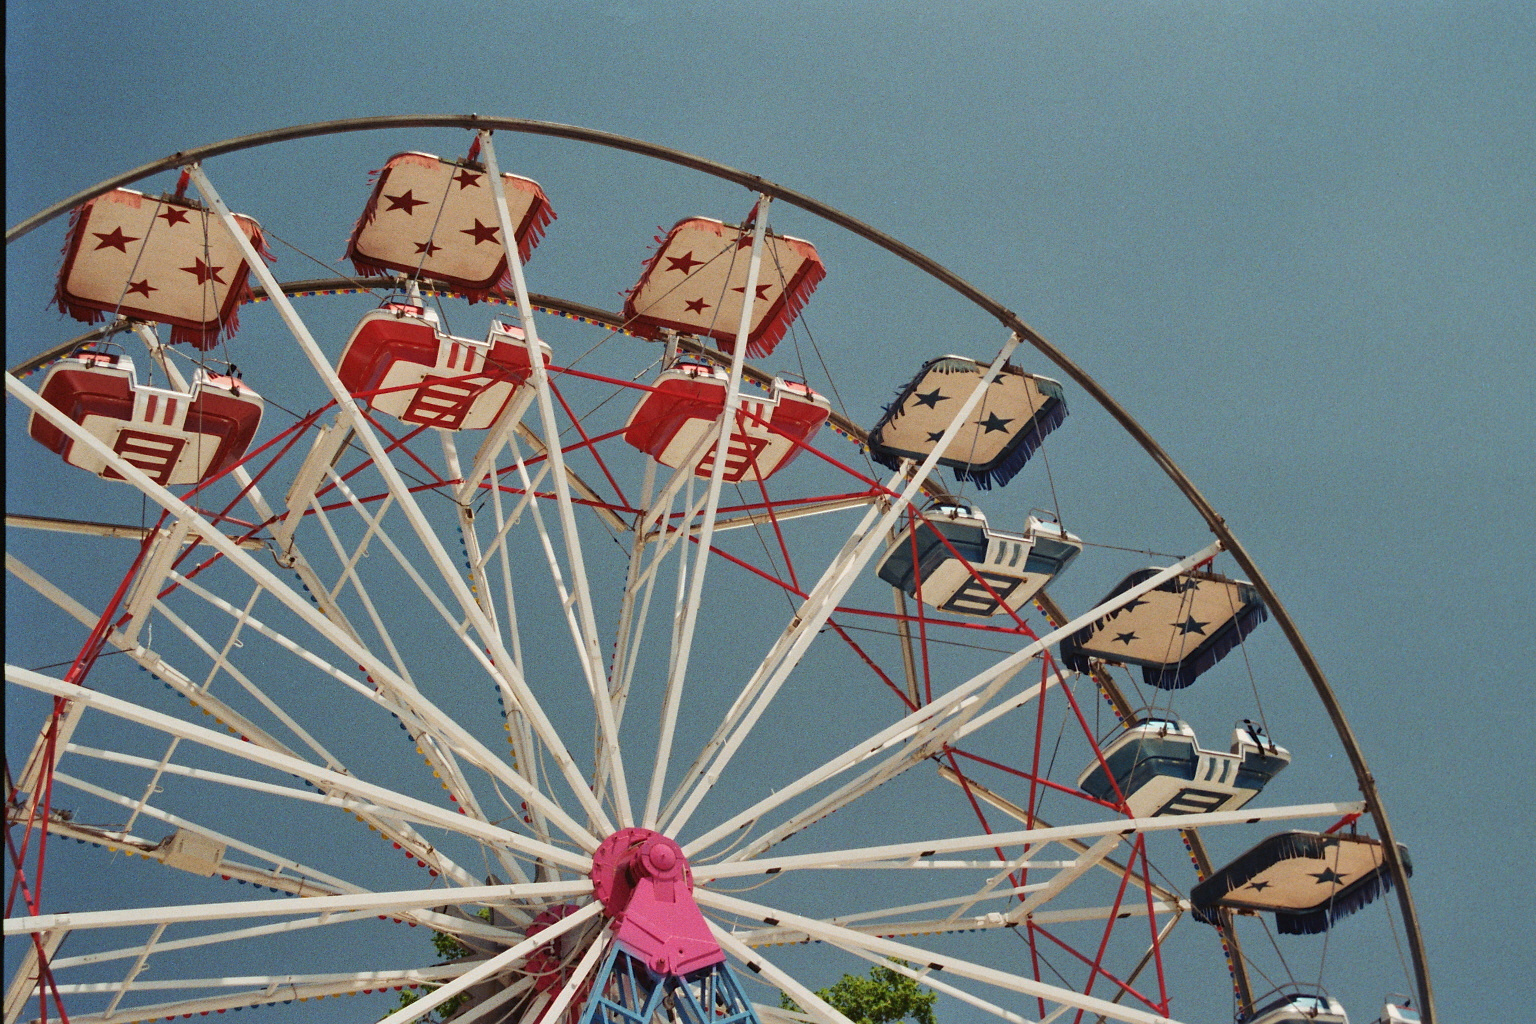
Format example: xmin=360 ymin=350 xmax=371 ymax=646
xmin=1373 ymin=999 xmax=1420 ymax=1024
xmin=1243 ymin=986 xmax=1349 ymax=1024
xmin=1077 ymin=716 xmax=1290 ymax=816
xmin=866 ymin=355 xmax=1068 ymax=490
xmin=875 ymin=502 xmax=1082 ymax=617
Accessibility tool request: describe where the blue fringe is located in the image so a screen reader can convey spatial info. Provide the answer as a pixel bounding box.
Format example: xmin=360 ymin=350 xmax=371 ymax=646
xmin=1143 ymin=599 xmax=1268 ymax=690
xmin=867 ymin=356 xmax=1069 ymax=489
xmin=1060 ymin=569 xmax=1266 ymax=688
xmin=1191 ymin=831 xmax=1412 ymax=933
xmin=953 ymin=395 xmax=1067 ymax=491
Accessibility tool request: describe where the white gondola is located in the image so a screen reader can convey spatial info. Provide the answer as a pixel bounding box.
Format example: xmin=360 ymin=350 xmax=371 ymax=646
xmin=1243 ymin=986 xmax=1349 ymax=1024
xmin=1077 ymin=716 xmax=1290 ymax=816
xmin=874 ymin=502 xmax=1081 ymax=617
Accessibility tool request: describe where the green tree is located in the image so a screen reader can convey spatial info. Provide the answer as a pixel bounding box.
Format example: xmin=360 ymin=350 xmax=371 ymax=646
xmin=384 ymin=910 xmax=490 ymax=1023
xmin=780 ymin=961 xmax=938 ymax=1024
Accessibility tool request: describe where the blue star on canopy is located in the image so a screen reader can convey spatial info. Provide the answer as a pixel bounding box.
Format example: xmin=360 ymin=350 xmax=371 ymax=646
xmin=1192 ymin=831 xmax=1410 ymax=935
xmin=1060 ymin=568 xmax=1267 ymax=689
xmin=976 ymin=412 xmax=1014 ymax=433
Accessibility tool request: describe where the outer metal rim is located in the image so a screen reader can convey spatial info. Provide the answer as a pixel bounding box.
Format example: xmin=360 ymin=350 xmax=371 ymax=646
xmin=5 ymin=114 xmax=1434 ymax=1019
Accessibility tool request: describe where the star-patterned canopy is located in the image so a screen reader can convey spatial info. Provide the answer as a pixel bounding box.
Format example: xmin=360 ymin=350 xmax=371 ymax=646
xmin=865 ymin=355 xmax=1067 ymax=490
xmin=1059 ymin=567 xmax=1268 ymax=689
xmin=53 ymin=188 xmax=270 ymax=350
xmin=1191 ymin=831 xmax=1411 ymax=935
xmin=345 ymin=151 xmax=555 ymax=299
xmin=621 ymin=216 xmax=825 ymax=358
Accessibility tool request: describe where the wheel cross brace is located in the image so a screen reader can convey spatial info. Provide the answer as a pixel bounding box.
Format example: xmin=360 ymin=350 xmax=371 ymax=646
xmin=583 ymin=828 xmax=761 ymax=1024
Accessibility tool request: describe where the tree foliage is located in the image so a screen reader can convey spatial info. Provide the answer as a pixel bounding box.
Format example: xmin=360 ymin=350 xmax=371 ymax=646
xmin=780 ymin=961 xmax=938 ymax=1024
xmin=384 ymin=909 xmax=490 ymax=1023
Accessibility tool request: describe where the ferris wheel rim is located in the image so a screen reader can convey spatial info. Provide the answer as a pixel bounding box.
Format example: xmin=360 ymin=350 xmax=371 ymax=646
xmin=4 ymin=116 xmax=1431 ymax=1020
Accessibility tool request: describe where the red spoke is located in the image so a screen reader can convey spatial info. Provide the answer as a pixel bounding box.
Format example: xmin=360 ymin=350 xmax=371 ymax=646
xmin=548 ymin=379 xmax=629 ymax=509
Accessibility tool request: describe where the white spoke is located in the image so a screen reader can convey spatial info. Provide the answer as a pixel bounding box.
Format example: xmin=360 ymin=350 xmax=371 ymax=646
xmin=189 ymin=164 xmax=616 ymax=840
xmin=655 ymin=196 xmax=773 ymax=835
xmin=7 ymin=665 xmax=593 ymax=873
xmin=8 ymin=879 xmax=591 ymax=936
xmin=707 ymin=923 xmax=855 ymax=1024
xmin=694 ymin=799 xmax=1365 ymax=881
xmin=479 ymin=132 xmax=631 ymax=831
xmin=377 ymin=900 xmax=603 ymax=1024
xmin=701 ymin=890 xmax=1186 ymax=1024
xmin=48 ymin=962 xmax=470 ymax=1024
xmin=729 ymin=899 xmax=1186 ymax=946
xmin=50 ymin=910 xmax=380 ymax=970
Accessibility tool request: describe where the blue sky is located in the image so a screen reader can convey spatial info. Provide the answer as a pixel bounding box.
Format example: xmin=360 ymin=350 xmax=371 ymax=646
xmin=6 ymin=3 xmax=1533 ymax=1021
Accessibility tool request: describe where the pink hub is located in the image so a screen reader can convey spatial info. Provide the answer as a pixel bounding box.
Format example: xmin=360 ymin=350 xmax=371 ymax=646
xmin=590 ymin=827 xmax=724 ymax=976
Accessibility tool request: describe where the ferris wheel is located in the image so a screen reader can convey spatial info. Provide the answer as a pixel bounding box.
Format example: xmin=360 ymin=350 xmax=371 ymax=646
xmin=4 ymin=117 xmax=1433 ymax=1024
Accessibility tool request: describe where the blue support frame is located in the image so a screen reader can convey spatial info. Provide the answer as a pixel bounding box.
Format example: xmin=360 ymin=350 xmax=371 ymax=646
xmin=578 ymin=945 xmax=763 ymax=1024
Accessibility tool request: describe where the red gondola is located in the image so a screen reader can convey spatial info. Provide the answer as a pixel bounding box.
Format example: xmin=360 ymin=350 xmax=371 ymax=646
xmin=336 ymin=303 xmax=549 ymax=431
xmin=622 ymin=361 xmax=830 ymax=482
xmin=28 ymin=352 xmax=263 ymax=486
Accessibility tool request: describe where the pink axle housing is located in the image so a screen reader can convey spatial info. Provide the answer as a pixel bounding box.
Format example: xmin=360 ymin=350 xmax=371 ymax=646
xmin=590 ymin=828 xmax=724 ymax=976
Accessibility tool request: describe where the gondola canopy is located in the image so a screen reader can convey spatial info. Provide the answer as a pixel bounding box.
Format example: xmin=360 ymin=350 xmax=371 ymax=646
xmin=346 ymin=151 xmax=554 ymax=298
xmin=1060 ymin=568 xmax=1267 ymax=689
xmin=1192 ymin=831 xmax=1411 ymax=935
xmin=54 ymin=188 xmax=270 ymax=350
xmin=622 ymin=216 xmax=824 ymax=358
xmin=866 ymin=356 xmax=1066 ymax=490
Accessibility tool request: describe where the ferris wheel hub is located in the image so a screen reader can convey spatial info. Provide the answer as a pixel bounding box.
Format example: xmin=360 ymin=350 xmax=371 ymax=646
xmin=589 ymin=827 xmax=723 ymax=976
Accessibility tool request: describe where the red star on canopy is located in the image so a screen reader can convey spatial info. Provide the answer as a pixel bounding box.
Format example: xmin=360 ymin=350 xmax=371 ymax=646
xmin=92 ymin=227 xmax=140 ymax=253
xmin=452 ymin=169 xmax=482 ymax=190
xmin=683 ymin=298 xmax=711 ymax=313
xmin=730 ymin=284 xmax=772 ymax=301
xmin=413 ymin=240 xmax=444 ymax=256
xmin=125 ymin=279 xmax=158 ymax=298
xmin=158 ymin=207 xmax=192 ymax=227
xmin=180 ymin=258 xmax=226 ymax=285
xmin=385 ymin=190 xmax=430 ymax=215
xmin=460 ymin=219 xmax=500 ymax=246
xmin=665 ymin=251 xmax=705 ymax=274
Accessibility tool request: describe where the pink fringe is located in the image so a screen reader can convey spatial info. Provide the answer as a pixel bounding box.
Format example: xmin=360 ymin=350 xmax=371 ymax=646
xmin=346 ymin=155 xmax=557 ymax=298
xmin=621 ymin=216 xmax=827 ymax=356
xmin=53 ymin=193 xmax=273 ymax=351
